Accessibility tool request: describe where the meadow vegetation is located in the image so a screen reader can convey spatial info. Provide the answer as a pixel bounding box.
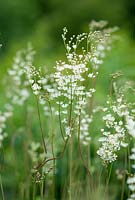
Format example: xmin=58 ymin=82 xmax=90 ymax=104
xmin=0 ymin=20 xmax=135 ymax=200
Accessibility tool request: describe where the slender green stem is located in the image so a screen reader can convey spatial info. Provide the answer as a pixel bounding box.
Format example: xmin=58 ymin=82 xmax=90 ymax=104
xmin=127 ymin=144 xmax=131 ymax=198
xmin=32 ymin=181 xmax=36 ymax=200
xmin=127 ymin=143 xmax=131 ymax=173
xmin=48 ymin=101 xmax=55 ymax=199
xmin=98 ymin=166 xmax=103 ymax=187
xmin=78 ymin=111 xmax=92 ymax=179
xmin=68 ymin=82 xmax=73 ymax=200
xmin=35 ymin=138 xmax=69 ymax=170
xmin=58 ymin=102 xmax=65 ymax=142
xmin=121 ymin=174 xmax=125 ymax=200
xmin=105 ymin=164 xmax=112 ymax=200
xmin=20 ymin=183 xmax=24 ymax=200
xmin=36 ymin=97 xmax=47 ymax=153
xmin=0 ymin=174 xmax=5 ymax=200
xmin=51 ymin=133 xmax=55 ymax=199
xmin=69 ymin=133 xmax=73 ymax=200
xmin=120 ymin=150 xmax=127 ymax=200
xmin=109 ymin=78 xmax=114 ymax=97
xmin=40 ymin=181 xmax=44 ymax=200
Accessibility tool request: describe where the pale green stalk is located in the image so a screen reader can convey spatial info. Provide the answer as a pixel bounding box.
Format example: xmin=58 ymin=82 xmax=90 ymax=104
xmin=32 ymin=180 xmax=36 ymax=200
xmin=120 ymin=150 xmax=127 ymax=200
xmin=48 ymin=101 xmax=55 ymax=199
xmin=104 ymin=164 xmax=112 ymax=200
xmin=69 ymin=134 xmax=73 ymax=200
xmin=36 ymin=97 xmax=47 ymax=154
xmin=69 ymin=86 xmax=73 ymax=200
xmin=0 ymin=174 xmax=4 ymax=200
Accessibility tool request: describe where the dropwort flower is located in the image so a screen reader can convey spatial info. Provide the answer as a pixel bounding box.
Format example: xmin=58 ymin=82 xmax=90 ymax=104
xmin=97 ymin=82 xmax=132 ymax=165
xmin=6 ymin=44 xmax=35 ymax=106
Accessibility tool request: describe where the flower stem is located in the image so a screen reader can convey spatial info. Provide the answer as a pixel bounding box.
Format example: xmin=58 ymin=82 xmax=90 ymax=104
xmin=105 ymin=164 xmax=112 ymax=200
xmin=36 ymin=97 xmax=47 ymax=154
xmin=120 ymin=150 xmax=127 ymax=200
xmin=0 ymin=174 xmax=5 ymax=200
xmin=69 ymin=133 xmax=73 ymax=200
xmin=78 ymin=111 xmax=92 ymax=181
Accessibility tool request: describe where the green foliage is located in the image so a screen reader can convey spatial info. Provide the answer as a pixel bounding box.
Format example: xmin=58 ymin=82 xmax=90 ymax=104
xmin=0 ymin=1 xmax=135 ymax=200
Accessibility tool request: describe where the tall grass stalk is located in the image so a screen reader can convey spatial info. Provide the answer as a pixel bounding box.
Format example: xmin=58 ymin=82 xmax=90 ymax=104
xmin=40 ymin=180 xmax=44 ymax=200
xmin=32 ymin=180 xmax=36 ymax=200
xmin=36 ymin=97 xmax=47 ymax=154
xmin=78 ymin=111 xmax=92 ymax=185
xmin=127 ymin=135 xmax=131 ymax=199
xmin=120 ymin=150 xmax=127 ymax=200
xmin=0 ymin=174 xmax=4 ymax=200
xmin=49 ymin=102 xmax=56 ymax=199
xmin=69 ymin=133 xmax=73 ymax=200
xmin=104 ymin=164 xmax=112 ymax=200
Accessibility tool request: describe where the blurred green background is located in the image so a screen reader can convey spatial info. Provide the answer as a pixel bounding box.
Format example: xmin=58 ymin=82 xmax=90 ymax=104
xmin=0 ymin=0 xmax=135 ymax=91
xmin=0 ymin=1 xmax=135 ymax=199
xmin=0 ymin=0 xmax=134 ymax=67
xmin=0 ymin=0 xmax=135 ymax=112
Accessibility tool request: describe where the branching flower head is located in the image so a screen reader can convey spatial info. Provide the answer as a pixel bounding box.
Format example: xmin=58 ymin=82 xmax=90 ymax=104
xmin=97 ymin=81 xmax=134 ymax=165
xmin=0 ymin=110 xmax=12 ymax=148
xmin=21 ymin=22 xmax=117 ymax=144
xmin=127 ymin=147 xmax=135 ymax=200
xmin=6 ymin=43 xmax=35 ymax=106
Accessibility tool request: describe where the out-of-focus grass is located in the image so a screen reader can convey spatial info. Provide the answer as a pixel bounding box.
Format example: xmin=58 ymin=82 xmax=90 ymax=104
xmin=0 ymin=26 xmax=135 ymax=199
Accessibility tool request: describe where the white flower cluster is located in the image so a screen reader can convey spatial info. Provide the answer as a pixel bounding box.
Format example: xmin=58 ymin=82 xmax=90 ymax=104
xmin=51 ymin=22 xmax=116 ymax=139
xmin=89 ymin=20 xmax=117 ymax=70
xmin=79 ymin=111 xmax=92 ymax=145
xmin=62 ymin=22 xmax=116 ymax=72
xmin=6 ymin=44 xmax=35 ymax=105
xmin=7 ymin=22 xmax=116 ymax=145
xmin=0 ymin=111 xmax=12 ymax=147
xmin=52 ymin=60 xmax=95 ymax=138
xmin=126 ymin=115 xmax=135 ymax=138
xmin=97 ymin=94 xmax=129 ymax=164
xmin=26 ymin=65 xmax=42 ymax=96
xmin=38 ymin=74 xmax=57 ymax=116
xmin=28 ymin=22 xmax=115 ymax=141
xmin=127 ymin=148 xmax=135 ymax=200
xmin=97 ymin=79 xmax=135 ymax=165
xmin=53 ymin=62 xmax=96 ymax=101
